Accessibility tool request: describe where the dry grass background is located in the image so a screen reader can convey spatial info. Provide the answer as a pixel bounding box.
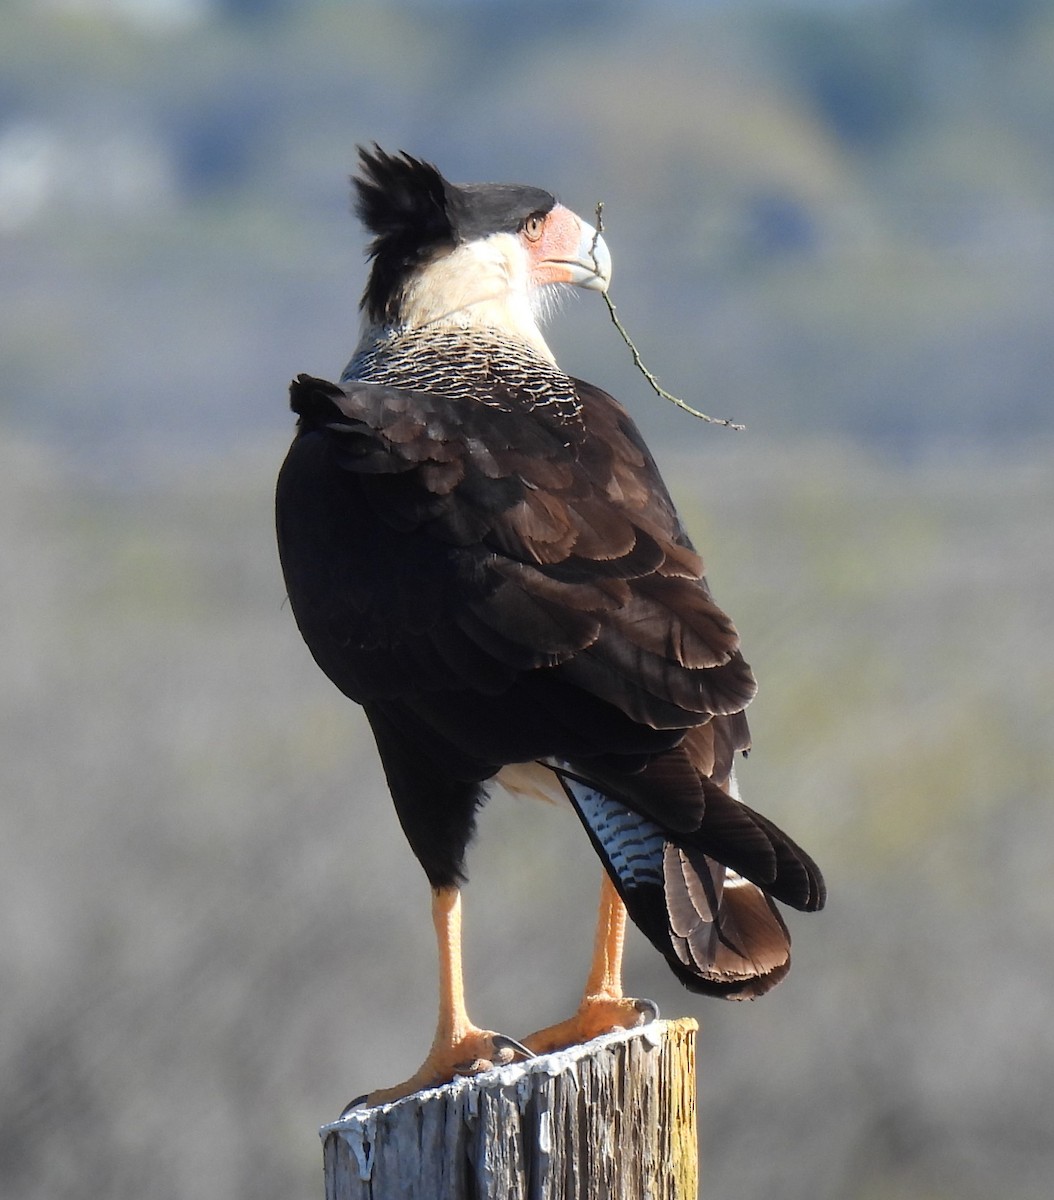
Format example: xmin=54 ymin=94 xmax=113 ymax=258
xmin=3 ymin=431 xmax=1051 ymax=1200
xmin=4 ymin=3 xmax=1054 ymax=1196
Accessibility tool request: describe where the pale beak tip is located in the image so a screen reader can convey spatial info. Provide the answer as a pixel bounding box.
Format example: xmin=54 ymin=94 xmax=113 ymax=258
xmin=574 ymin=223 xmax=612 ymax=293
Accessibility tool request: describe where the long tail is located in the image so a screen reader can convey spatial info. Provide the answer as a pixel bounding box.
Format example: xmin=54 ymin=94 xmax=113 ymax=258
xmin=557 ymin=771 xmax=825 ymax=999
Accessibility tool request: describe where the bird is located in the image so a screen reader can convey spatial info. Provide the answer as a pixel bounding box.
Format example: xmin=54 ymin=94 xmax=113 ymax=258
xmin=275 ymin=146 xmax=825 ymax=1107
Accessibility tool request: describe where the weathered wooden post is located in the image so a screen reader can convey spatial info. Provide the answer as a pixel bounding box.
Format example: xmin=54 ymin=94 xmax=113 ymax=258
xmin=321 ymin=1018 xmax=698 ymax=1200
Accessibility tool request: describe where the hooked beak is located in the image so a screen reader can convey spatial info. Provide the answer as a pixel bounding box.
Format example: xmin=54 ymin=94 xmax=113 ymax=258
xmin=557 ymin=213 xmax=612 ymax=293
xmin=529 ymin=205 xmax=612 ymax=294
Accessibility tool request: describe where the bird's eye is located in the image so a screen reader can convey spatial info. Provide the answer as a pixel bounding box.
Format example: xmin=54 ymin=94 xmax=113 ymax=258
xmin=523 ymin=212 xmax=546 ymax=242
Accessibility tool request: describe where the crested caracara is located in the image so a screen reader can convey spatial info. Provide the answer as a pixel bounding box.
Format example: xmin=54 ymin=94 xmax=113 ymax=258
xmin=276 ymin=147 xmax=825 ymax=1107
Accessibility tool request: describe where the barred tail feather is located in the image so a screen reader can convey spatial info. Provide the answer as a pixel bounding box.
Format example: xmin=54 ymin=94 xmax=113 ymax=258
xmin=558 ymin=773 xmax=805 ymax=999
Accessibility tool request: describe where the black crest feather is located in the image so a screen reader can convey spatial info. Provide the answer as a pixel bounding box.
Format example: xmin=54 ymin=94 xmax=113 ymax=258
xmin=354 ymin=146 xmax=452 ymax=248
xmin=354 ymin=146 xmax=456 ymax=324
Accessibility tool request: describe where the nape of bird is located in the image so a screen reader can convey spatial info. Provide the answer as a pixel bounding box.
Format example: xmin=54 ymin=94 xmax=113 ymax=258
xmin=276 ymin=146 xmax=825 ymax=1107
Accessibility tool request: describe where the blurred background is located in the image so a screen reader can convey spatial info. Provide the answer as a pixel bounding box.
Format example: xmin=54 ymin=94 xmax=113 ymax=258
xmin=2 ymin=1 xmax=1052 ymax=1197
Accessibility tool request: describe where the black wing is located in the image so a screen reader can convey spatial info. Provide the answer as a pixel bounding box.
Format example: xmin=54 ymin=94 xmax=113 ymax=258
xmin=276 ymin=373 xmax=755 ymax=767
xmin=276 ymin=371 xmax=824 ymax=978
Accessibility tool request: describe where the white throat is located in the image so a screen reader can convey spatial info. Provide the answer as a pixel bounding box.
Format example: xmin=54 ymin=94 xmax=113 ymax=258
xmin=365 ymin=234 xmax=559 ymax=364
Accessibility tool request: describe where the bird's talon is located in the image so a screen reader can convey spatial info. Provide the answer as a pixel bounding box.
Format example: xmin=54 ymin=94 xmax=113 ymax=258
xmin=452 ymin=1031 xmax=532 ymax=1074
xmin=492 ymin=1033 xmax=534 ymax=1061
xmin=340 ymin=1093 xmax=370 ymax=1117
xmin=633 ymin=997 xmax=660 ymax=1022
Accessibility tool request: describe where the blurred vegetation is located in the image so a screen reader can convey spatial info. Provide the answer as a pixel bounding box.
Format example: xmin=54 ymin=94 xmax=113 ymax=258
xmin=3 ymin=435 xmax=1051 ymax=1200
xmin=2 ymin=2 xmax=1053 ymax=1199
xmin=3 ymin=0 xmax=1054 ymax=456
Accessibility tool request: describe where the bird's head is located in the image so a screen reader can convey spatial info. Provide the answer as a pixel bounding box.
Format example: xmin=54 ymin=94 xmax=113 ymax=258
xmin=353 ymin=146 xmax=611 ymax=360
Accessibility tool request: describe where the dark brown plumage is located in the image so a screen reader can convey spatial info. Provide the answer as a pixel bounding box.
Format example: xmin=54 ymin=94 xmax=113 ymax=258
xmin=276 ymin=147 xmax=824 ymax=1102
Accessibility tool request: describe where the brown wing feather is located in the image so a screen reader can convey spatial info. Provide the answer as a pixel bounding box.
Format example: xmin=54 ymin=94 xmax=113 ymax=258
xmin=279 ymin=367 xmax=824 ymax=990
xmin=279 ymin=373 xmax=754 ymax=735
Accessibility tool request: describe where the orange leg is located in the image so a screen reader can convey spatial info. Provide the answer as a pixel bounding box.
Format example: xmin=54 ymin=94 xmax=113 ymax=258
xmin=358 ymin=886 xmax=527 ymax=1108
xmin=522 ymin=873 xmax=656 ymax=1056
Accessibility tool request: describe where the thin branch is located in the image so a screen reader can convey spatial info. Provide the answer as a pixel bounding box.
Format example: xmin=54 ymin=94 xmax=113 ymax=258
xmin=590 ymin=202 xmax=745 ymax=431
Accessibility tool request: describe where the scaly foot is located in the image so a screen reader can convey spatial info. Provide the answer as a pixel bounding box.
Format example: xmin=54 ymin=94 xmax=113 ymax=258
xmin=342 ymin=1029 xmax=532 ymax=1113
xmin=521 ymin=994 xmax=659 ymax=1057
